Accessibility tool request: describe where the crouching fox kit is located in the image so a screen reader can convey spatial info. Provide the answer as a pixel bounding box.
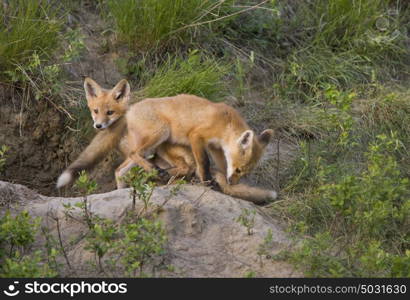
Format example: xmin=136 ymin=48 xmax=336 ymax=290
xmin=57 ymin=78 xmax=277 ymax=203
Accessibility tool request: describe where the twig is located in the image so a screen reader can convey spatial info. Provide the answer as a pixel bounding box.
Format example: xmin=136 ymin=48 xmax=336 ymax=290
xmin=54 ymin=216 xmax=72 ymax=269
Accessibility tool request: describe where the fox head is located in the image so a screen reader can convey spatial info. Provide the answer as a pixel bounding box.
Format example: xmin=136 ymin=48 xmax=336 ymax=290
xmin=84 ymin=77 xmax=130 ymax=129
xmin=225 ymin=129 xmax=273 ymax=184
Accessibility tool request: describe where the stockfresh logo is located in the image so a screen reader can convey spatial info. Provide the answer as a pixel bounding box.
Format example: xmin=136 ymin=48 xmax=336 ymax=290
xmin=3 ymin=281 xmax=127 ymax=297
xmin=3 ymin=281 xmax=20 ymax=297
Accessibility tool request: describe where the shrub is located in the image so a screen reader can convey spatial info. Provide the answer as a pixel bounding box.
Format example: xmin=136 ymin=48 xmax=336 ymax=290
xmin=115 ymin=218 xmax=167 ymax=277
xmin=123 ymin=166 xmax=157 ymax=212
xmin=73 ymin=170 xmax=168 ymax=277
xmin=2 ymin=251 xmax=57 ymax=278
xmin=277 ymin=131 xmax=410 ymax=276
xmin=0 ymin=211 xmax=58 ymax=278
xmin=271 ymin=85 xmax=410 ymax=277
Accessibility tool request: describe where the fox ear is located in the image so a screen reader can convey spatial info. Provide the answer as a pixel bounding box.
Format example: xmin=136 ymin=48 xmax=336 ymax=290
xmin=258 ymin=129 xmax=274 ymax=147
xmin=237 ymin=130 xmax=254 ymax=150
xmin=84 ymin=77 xmax=102 ymax=101
xmin=111 ymin=79 xmax=130 ymax=102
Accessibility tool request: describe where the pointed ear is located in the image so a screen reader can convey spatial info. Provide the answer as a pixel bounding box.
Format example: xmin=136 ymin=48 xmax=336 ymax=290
xmin=111 ymin=79 xmax=130 ymax=102
xmin=84 ymin=77 xmax=102 ymax=102
xmin=237 ymin=130 xmax=254 ymax=150
xmin=258 ymin=129 xmax=274 ymax=146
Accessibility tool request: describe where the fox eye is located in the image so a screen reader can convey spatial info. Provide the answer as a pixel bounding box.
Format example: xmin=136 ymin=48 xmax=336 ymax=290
xmin=107 ymin=110 xmax=114 ymax=115
xmin=93 ymin=109 xmax=98 ymax=114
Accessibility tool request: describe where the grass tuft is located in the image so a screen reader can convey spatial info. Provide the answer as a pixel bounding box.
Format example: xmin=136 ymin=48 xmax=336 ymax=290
xmin=106 ymin=0 xmax=234 ymax=51
xmin=139 ymin=51 xmax=229 ymax=100
xmin=0 ymin=0 xmax=62 ymax=77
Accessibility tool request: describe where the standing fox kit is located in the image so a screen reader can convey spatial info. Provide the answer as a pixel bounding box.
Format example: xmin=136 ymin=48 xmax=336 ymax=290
xmin=57 ymin=78 xmax=277 ymax=203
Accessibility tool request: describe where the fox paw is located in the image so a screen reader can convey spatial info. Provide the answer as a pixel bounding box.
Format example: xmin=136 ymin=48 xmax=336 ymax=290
xmin=155 ymin=167 xmax=170 ymax=182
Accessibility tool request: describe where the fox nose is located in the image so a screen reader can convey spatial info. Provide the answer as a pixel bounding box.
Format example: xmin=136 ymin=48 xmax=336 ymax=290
xmin=95 ymin=124 xmax=102 ymax=129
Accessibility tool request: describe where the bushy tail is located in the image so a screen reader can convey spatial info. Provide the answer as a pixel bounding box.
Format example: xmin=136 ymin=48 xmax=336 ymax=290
xmin=213 ymin=170 xmax=277 ymax=204
xmin=56 ymin=118 xmax=126 ymax=189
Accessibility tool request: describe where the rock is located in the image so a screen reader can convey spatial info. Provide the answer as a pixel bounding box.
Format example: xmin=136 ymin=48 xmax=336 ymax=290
xmin=0 ymin=181 xmax=299 ymax=277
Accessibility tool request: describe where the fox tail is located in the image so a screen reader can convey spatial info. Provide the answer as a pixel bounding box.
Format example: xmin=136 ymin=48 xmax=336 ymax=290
xmin=213 ymin=170 xmax=277 ymax=204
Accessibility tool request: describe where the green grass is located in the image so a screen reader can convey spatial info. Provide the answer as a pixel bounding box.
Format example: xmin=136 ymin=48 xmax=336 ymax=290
xmin=105 ymin=0 xmax=234 ymax=51
xmin=138 ymin=51 xmax=229 ymax=99
xmin=283 ymin=48 xmax=374 ymax=100
xmin=0 ymin=0 xmax=62 ymax=78
xmin=308 ymin=0 xmax=388 ymax=48
xmin=276 ymin=0 xmax=409 ymax=100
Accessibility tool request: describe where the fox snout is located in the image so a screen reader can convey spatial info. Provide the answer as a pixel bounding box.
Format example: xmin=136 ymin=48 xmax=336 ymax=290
xmin=93 ymin=119 xmax=115 ymax=130
xmin=227 ymin=174 xmax=240 ymax=185
xmin=94 ymin=122 xmax=107 ymax=129
xmin=94 ymin=123 xmax=102 ymax=129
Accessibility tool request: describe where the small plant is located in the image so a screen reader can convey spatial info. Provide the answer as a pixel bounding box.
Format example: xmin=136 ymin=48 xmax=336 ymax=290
xmin=114 ymin=218 xmax=167 ymax=277
xmin=322 ymin=86 xmax=355 ymax=147
xmin=84 ymin=218 xmax=117 ymax=274
xmin=2 ymin=250 xmax=58 ymax=278
xmin=244 ymin=270 xmax=256 ymax=278
xmin=0 ymin=145 xmax=9 ymax=173
xmin=0 ymin=211 xmax=40 ymax=259
xmin=168 ymin=179 xmax=186 ymax=198
xmin=74 ymin=171 xmax=98 ymax=229
xmin=41 ymin=225 xmax=65 ymax=271
xmin=74 ymin=170 xmax=98 ymax=195
xmin=73 ymin=172 xmax=101 ymax=271
xmin=257 ymin=229 xmax=274 ymax=259
xmin=236 ymin=208 xmax=256 ymax=235
xmin=123 ymin=166 xmax=158 ymax=212
xmin=0 ymin=211 xmax=57 ymax=277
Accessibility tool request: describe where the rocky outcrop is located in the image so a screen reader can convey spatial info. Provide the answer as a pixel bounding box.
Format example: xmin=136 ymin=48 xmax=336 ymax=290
xmin=0 ymin=181 xmax=299 ymax=277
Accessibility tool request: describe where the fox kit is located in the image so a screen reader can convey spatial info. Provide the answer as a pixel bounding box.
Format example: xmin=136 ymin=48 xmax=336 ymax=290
xmin=116 ymin=92 xmax=274 ymax=188
xmin=56 ymin=78 xmax=194 ymax=188
xmin=57 ymin=78 xmax=277 ymax=203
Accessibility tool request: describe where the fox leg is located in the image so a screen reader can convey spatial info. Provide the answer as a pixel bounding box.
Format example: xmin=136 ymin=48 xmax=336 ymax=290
xmin=115 ymin=127 xmax=169 ymax=188
xmin=127 ymin=128 xmax=169 ymax=171
xmin=188 ymin=132 xmax=210 ymax=183
xmin=115 ymin=137 xmax=162 ymax=189
xmin=156 ymin=144 xmax=195 ymax=178
xmin=115 ymin=157 xmax=137 ymax=189
xmin=207 ymin=146 xmax=227 ymax=175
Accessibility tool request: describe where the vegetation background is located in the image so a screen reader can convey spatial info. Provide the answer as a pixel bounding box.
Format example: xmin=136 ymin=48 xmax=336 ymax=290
xmin=0 ymin=0 xmax=409 ymax=277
